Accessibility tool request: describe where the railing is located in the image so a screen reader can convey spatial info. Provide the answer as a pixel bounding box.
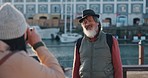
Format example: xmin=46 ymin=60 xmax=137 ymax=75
xmin=28 ymin=40 xmax=148 ymax=78
xmin=122 ymin=65 xmax=148 ymax=78
xmin=122 ymin=40 xmax=148 ymax=78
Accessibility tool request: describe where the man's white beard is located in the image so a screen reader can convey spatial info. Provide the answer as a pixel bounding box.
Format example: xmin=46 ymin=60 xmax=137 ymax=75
xmin=82 ymin=25 xmax=98 ymax=38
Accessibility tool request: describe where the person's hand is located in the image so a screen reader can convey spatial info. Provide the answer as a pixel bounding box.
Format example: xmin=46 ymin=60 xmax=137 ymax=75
xmin=26 ymin=27 xmax=42 ymax=47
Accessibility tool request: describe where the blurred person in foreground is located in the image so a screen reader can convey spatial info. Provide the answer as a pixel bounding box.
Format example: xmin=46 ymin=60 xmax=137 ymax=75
xmin=0 ymin=3 xmax=65 ymax=78
xmin=72 ymin=9 xmax=123 ymax=78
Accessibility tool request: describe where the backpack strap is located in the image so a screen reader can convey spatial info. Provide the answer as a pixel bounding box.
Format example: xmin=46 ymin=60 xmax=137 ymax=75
xmin=106 ymin=34 xmax=113 ymax=54
xmin=76 ymin=37 xmax=83 ymax=53
xmin=0 ymin=52 xmax=16 ymax=65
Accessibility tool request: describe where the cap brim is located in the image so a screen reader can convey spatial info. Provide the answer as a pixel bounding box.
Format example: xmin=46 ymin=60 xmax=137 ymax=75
xmin=78 ymin=15 xmax=99 ymax=23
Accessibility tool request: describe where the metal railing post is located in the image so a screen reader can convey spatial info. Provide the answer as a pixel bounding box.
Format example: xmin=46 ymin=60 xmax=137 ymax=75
xmin=138 ymin=40 xmax=144 ymax=65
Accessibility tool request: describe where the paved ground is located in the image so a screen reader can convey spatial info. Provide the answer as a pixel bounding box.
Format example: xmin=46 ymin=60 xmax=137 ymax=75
xmin=64 ymin=68 xmax=148 ymax=78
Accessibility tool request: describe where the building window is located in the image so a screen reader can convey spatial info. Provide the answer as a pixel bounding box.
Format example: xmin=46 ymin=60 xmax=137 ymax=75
xmin=26 ymin=0 xmax=35 ymax=2
xmin=2 ymin=0 xmax=12 ymax=2
xmin=76 ymin=0 xmax=87 ymax=2
xmin=117 ymin=0 xmax=128 ymax=1
xmin=103 ymin=4 xmax=113 ymax=13
xmin=26 ymin=4 xmax=36 ymax=13
xmin=103 ymin=0 xmax=114 ymax=1
xmin=147 ymin=0 xmax=148 ymax=7
xmin=51 ymin=4 xmax=61 ymax=13
xmin=62 ymin=0 xmax=73 ymax=2
xmin=90 ymin=4 xmax=100 ymax=13
xmin=121 ymin=6 xmax=126 ymax=12
xmin=146 ymin=9 xmax=148 ymax=13
xmin=117 ymin=4 xmax=128 ymax=13
xmin=50 ymin=0 xmax=60 ymax=2
xmin=38 ymin=0 xmax=48 ymax=2
xmin=131 ymin=0 xmax=143 ymax=1
xmin=63 ymin=4 xmax=73 ymax=15
xmin=14 ymin=4 xmax=24 ymax=13
xmin=14 ymin=0 xmax=23 ymax=2
xmin=76 ymin=4 xmax=86 ymax=14
xmin=89 ymin=0 xmax=100 ymax=1
xmin=38 ymin=4 xmax=48 ymax=13
xmin=65 ymin=4 xmax=73 ymax=14
xmin=132 ymin=4 xmax=142 ymax=13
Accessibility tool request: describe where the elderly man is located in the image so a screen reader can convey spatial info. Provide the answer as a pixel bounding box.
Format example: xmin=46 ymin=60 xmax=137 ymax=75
xmin=72 ymin=9 xmax=123 ymax=78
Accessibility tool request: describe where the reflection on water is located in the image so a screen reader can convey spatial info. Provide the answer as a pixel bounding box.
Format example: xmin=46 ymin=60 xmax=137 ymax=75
xmin=27 ymin=39 xmax=148 ymax=68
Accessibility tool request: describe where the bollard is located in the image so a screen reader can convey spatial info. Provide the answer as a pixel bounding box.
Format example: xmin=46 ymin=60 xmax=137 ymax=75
xmin=138 ymin=40 xmax=144 ymax=65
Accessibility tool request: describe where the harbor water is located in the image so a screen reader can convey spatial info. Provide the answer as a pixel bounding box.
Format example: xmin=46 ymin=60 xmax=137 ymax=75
xmin=27 ymin=39 xmax=148 ymax=68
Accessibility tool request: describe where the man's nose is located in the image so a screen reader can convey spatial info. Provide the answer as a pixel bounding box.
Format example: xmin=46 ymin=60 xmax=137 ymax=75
xmin=85 ymin=21 xmax=90 ymax=26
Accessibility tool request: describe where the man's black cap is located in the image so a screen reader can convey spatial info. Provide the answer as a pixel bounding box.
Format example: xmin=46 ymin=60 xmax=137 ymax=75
xmin=78 ymin=9 xmax=100 ymax=23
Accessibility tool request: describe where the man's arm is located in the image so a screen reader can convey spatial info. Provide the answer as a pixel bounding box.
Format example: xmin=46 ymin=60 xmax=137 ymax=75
xmin=72 ymin=46 xmax=81 ymax=78
xmin=112 ymin=37 xmax=123 ymax=78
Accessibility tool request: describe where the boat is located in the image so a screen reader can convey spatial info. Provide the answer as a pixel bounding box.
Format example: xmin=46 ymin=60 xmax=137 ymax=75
xmin=59 ymin=33 xmax=82 ymax=43
xmin=31 ymin=26 xmax=60 ymax=39
xmin=59 ymin=1 xmax=82 ymax=43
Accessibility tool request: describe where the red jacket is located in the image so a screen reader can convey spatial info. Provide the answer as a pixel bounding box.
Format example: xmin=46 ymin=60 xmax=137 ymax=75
xmin=72 ymin=37 xmax=123 ymax=78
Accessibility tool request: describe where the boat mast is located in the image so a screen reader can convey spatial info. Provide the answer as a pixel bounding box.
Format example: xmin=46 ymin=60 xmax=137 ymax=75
xmin=64 ymin=0 xmax=67 ymax=34
xmin=69 ymin=0 xmax=72 ymax=33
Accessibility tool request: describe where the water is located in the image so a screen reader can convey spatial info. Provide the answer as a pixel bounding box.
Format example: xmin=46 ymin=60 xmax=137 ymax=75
xmin=43 ymin=40 xmax=75 ymax=67
xmin=28 ymin=39 xmax=148 ymax=68
xmin=120 ymin=44 xmax=148 ymax=65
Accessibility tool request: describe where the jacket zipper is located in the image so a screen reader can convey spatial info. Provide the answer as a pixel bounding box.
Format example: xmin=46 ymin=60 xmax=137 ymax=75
xmin=90 ymin=43 xmax=94 ymax=78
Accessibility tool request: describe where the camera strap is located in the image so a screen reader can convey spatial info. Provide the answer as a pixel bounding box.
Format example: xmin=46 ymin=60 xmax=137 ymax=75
xmin=0 ymin=52 xmax=16 ymax=66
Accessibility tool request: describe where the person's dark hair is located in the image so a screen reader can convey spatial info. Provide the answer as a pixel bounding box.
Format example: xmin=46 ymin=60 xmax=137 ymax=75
xmin=1 ymin=34 xmax=27 ymax=52
xmin=93 ymin=16 xmax=101 ymax=29
xmin=93 ymin=16 xmax=99 ymax=23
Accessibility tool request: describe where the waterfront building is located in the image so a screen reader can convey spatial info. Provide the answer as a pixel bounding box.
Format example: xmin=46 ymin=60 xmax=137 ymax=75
xmin=0 ymin=0 xmax=147 ymax=27
xmin=144 ymin=0 xmax=148 ymax=25
xmin=0 ymin=0 xmax=148 ymax=41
